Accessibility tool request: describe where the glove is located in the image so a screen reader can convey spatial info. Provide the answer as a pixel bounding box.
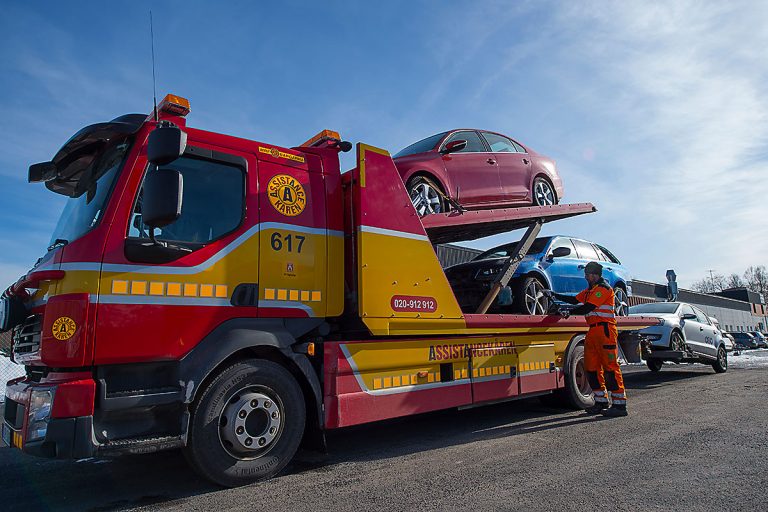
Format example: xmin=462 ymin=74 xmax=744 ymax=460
xmin=558 ymin=307 xmax=570 ymax=319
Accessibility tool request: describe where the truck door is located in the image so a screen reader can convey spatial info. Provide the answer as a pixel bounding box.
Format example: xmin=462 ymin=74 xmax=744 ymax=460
xmin=256 ymin=149 xmax=328 ymax=318
xmin=97 ymin=144 xmax=254 ymax=364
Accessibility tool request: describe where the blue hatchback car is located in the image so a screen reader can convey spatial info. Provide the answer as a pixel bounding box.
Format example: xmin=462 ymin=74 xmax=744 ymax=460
xmin=444 ymin=235 xmax=633 ymax=315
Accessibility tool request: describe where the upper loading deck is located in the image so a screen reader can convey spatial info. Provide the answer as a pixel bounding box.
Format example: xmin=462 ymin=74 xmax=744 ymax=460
xmin=346 ymin=143 xmax=655 ymax=336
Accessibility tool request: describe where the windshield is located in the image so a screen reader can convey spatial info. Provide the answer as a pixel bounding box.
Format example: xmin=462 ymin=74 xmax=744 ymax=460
xmin=48 ymin=139 xmax=132 ymax=247
xmin=394 ymin=132 xmax=448 ymax=158
xmin=629 ymin=302 xmax=680 ymax=314
xmin=474 ymin=237 xmax=552 ymax=261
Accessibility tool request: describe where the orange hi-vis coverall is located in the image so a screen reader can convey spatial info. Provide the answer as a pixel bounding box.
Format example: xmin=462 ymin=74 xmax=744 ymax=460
xmin=575 ymin=282 xmax=626 ymax=406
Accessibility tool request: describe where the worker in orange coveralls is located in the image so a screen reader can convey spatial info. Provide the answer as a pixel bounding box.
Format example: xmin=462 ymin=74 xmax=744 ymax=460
xmin=544 ymin=261 xmax=628 ymax=417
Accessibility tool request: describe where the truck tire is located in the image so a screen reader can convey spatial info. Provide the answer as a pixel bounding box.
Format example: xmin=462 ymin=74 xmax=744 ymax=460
xmin=712 ymin=345 xmax=728 ymax=373
xmin=544 ymin=343 xmax=593 ymax=409
xmin=184 ymin=359 xmax=306 ymax=487
xmin=646 ymin=359 xmax=663 ymax=372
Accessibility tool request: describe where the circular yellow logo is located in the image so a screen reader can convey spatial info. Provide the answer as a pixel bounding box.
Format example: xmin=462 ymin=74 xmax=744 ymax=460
xmin=52 ymin=317 xmax=77 ymax=341
xmin=267 ymin=174 xmax=307 ymax=217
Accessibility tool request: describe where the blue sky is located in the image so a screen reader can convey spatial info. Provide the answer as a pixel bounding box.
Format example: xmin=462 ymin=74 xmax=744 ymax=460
xmin=1 ymin=1 xmax=766 ymax=288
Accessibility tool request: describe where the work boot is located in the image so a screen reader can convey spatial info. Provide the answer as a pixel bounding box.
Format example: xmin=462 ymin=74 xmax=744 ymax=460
xmin=584 ymin=402 xmax=608 ymax=415
xmin=601 ymin=404 xmax=628 ymax=417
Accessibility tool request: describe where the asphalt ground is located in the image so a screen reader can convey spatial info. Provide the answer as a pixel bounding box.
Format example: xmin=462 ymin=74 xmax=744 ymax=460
xmin=2 ymin=355 xmax=767 ymax=512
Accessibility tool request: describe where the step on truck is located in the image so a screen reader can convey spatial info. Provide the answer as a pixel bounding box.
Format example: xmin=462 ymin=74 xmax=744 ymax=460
xmin=1 ymin=94 xmax=656 ymax=486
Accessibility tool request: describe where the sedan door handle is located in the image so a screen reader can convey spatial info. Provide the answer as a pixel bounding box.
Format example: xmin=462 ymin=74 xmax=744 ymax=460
xmin=487 ymin=158 xmax=496 ymax=164
xmin=522 ymin=158 xmax=530 ymax=164
xmin=577 ymin=265 xmax=585 ymax=269
xmin=700 ymin=327 xmax=704 ymax=331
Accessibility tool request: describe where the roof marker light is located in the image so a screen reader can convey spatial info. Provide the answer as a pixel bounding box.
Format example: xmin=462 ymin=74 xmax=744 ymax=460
xmin=158 ymin=94 xmax=191 ymax=117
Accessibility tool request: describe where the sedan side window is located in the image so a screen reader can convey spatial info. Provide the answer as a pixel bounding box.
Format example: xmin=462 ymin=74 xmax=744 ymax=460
xmin=443 ymin=131 xmax=487 ymax=153
xmin=681 ymin=305 xmax=696 ymax=318
xmin=693 ymin=307 xmax=710 ymax=324
xmin=481 ymin=132 xmax=517 ymax=153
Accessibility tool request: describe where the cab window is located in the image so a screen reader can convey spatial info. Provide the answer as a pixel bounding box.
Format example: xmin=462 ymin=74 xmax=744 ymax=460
xmin=130 ymin=155 xmax=245 ymax=244
xmin=443 ymin=131 xmax=487 ymax=153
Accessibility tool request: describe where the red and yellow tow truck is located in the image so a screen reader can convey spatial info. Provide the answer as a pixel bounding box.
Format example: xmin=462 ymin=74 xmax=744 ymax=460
xmin=1 ymin=94 xmax=655 ymax=486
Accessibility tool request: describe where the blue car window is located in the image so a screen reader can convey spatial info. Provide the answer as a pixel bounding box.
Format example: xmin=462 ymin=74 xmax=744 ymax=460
xmin=548 ymin=237 xmax=576 ymax=258
xmin=572 ymin=238 xmax=599 ymax=260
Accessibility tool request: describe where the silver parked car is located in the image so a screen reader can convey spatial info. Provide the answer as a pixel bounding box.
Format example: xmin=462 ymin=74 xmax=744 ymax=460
xmin=628 ymin=302 xmax=727 ymax=373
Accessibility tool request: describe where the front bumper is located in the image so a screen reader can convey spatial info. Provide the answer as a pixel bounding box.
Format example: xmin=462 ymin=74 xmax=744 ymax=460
xmin=3 ymin=373 xmax=96 ymax=459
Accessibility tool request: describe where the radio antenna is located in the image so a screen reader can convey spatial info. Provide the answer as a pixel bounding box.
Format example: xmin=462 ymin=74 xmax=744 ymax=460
xmin=150 ymin=10 xmax=158 ymax=122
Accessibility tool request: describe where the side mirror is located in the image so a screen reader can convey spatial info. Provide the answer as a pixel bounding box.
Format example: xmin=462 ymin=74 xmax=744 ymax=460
xmin=440 ymin=140 xmax=467 ymax=155
xmin=147 ymin=122 xmax=187 ymax=166
xmin=551 ymin=247 xmax=571 ymax=258
xmin=28 ymin=162 xmax=57 ymax=183
xmin=142 ymin=169 xmax=183 ymax=229
xmin=681 ymin=313 xmax=697 ymax=320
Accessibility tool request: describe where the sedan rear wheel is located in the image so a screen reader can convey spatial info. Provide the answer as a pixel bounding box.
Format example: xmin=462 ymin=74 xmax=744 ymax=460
xmin=407 ymin=176 xmax=446 ymax=216
xmin=614 ymin=286 xmax=629 ymax=316
xmin=532 ymin=177 xmax=557 ymax=206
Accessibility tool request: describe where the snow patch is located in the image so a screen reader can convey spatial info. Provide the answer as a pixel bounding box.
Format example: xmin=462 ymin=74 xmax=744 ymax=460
xmin=728 ymin=348 xmax=768 ymax=369
xmin=1 ymin=356 xmax=26 ymax=401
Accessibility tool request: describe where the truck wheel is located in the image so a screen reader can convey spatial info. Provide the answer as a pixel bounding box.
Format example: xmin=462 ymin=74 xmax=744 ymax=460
xmin=646 ymin=359 xmax=663 ymax=372
xmin=712 ymin=346 xmax=728 ymax=373
xmin=553 ymin=344 xmax=593 ymax=409
xmin=184 ymin=359 xmax=306 ymax=487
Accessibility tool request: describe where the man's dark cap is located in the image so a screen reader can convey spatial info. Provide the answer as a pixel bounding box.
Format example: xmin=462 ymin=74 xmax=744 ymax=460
xmin=585 ymin=261 xmax=603 ymax=276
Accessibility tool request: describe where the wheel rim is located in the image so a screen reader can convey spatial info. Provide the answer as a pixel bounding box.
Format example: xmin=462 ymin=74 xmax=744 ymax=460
xmin=574 ymin=357 xmax=591 ymax=397
xmin=219 ymin=387 xmax=283 ymax=460
xmin=533 ymin=179 xmax=555 ymax=206
xmin=524 ymin=280 xmax=549 ymax=314
xmin=409 ymin=181 xmax=443 ymax=215
xmin=614 ymin=288 xmax=628 ymax=316
xmin=671 ymin=332 xmax=685 ymax=351
xmin=718 ymin=348 xmax=727 ymax=369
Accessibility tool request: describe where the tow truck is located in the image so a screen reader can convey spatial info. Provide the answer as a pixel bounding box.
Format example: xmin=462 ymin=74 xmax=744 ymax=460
xmin=1 ymin=94 xmax=655 ymax=486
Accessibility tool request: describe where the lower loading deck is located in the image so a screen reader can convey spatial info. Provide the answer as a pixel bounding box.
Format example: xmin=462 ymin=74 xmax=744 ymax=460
xmin=322 ymin=317 xmax=652 ymax=429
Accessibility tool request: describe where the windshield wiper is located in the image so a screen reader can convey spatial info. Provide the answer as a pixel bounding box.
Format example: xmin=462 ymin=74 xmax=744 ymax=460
xmin=47 ymin=238 xmax=69 ymax=252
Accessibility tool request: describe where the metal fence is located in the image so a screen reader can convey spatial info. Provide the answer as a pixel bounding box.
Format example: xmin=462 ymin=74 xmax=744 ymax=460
xmin=1 ymin=330 xmax=25 ymax=401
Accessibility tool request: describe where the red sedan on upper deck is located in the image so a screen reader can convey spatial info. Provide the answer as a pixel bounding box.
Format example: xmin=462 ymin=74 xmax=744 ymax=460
xmin=393 ymin=129 xmax=564 ymax=216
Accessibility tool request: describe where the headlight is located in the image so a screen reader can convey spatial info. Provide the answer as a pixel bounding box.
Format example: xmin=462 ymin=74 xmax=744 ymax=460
xmin=26 ymin=388 xmax=54 ymax=442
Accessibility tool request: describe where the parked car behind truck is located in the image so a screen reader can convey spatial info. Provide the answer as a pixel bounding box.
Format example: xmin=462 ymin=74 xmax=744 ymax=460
xmin=628 ymin=302 xmax=728 ymax=373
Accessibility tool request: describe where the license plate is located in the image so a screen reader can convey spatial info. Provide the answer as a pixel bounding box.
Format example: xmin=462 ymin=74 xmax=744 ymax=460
xmin=1 ymin=423 xmax=11 ymax=448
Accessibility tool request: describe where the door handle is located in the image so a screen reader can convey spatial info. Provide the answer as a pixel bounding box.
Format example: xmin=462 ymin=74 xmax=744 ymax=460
xmin=577 ymin=265 xmax=585 ymax=269
xmin=523 ymin=158 xmax=530 ymax=164
xmin=487 ymin=158 xmax=496 ymax=164
xmin=699 ymin=327 xmax=704 ymax=331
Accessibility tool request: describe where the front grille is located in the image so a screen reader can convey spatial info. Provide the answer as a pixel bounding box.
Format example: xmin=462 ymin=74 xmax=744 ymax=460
xmin=13 ymin=314 xmax=42 ymax=356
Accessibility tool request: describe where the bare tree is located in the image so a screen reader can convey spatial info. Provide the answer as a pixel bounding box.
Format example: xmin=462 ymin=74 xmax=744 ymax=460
xmin=744 ymin=265 xmax=768 ymax=298
xmin=726 ymin=273 xmax=745 ymax=289
xmin=691 ymin=274 xmax=726 ymax=293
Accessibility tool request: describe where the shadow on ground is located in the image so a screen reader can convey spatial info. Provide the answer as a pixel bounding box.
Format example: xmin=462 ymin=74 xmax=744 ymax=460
xmin=2 ymin=366 xmax=720 ymax=511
